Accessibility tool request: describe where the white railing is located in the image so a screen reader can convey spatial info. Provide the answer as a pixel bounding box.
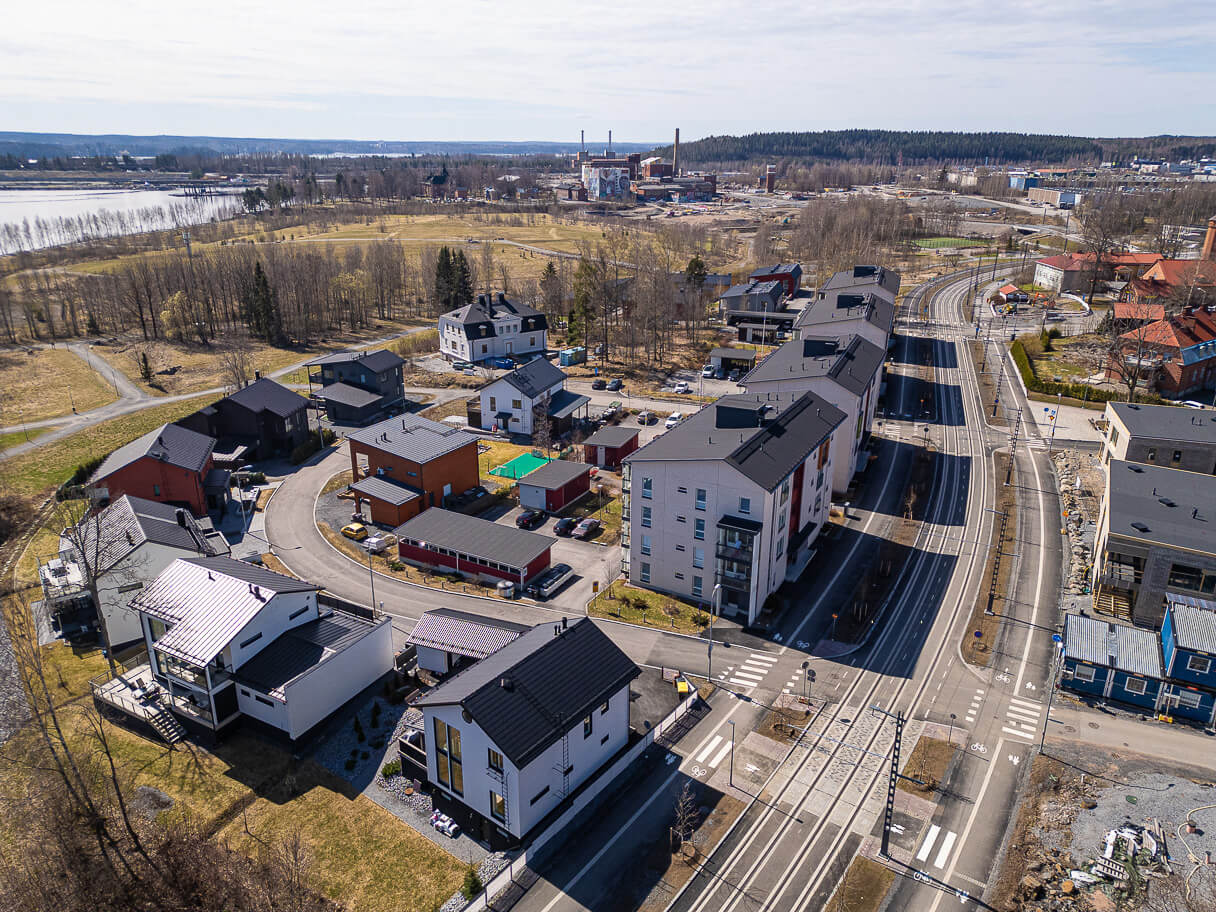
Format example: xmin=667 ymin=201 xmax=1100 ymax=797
xmin=460 ymin=687 xmax=700 ymax=912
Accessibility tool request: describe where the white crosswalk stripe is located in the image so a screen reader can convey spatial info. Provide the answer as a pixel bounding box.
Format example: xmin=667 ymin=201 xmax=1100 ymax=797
xmin=933 ymin=831 xmax=958 ymax=869
xmin=747 ymin=653 xmax=778 ymax=665
xmin=1006 ymin=706 xmax=1040 ymax=722
xmin=1002 ymin=726 xmax=1035 ymax=740
xmin=1009 ymin=696 xmax=1040 ymax=710
xmin=695 ymin=736 xmax=723 ymax=764
xmin=916 ymin=825 xmax=941 ymax=862
xmin=707 ymin=740 xmax=732 ymax=768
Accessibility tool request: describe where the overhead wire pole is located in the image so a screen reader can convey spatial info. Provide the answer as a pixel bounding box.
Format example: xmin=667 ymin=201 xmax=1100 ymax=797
xmin=985 ymin=507 xmax=1010 ymax=616
xmin=868 ymin=705 xmax=906 ymax=860
xmin=1006 ymin=407 xmax=1023 ymax=486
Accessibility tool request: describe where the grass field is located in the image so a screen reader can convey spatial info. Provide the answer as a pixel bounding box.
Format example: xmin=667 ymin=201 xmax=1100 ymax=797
xmin=897 ymin=736 xmax=957 ymax=795
xmin=2 ymin=393 xmax=218 ymax=499
xmin=0 ymin=347 xmax=116 ymax=422
xmin=588 ymin=581 xmax=710 ymax=636
xmin=913 ymin=237 xmax=978 ymax=249
xmin=0 ymin=426 xmax=52 ymax=451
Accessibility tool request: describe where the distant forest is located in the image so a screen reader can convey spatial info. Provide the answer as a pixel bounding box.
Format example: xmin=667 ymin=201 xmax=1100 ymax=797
xmin=651 ymin=130 xmax=1216 ymax=166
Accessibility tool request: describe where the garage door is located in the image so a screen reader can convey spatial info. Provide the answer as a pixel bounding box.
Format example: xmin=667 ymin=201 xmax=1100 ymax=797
xmin=518 ymin=484 xmax=546 ymax=511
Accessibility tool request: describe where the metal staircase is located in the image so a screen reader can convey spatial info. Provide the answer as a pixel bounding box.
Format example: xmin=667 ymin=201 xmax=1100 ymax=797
xmin=148 ymin=706 xmax=187 ymax=744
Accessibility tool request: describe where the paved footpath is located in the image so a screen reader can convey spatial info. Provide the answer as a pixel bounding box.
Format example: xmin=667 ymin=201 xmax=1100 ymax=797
xmin=1045 ymin=701 xmax=1216 ymax=768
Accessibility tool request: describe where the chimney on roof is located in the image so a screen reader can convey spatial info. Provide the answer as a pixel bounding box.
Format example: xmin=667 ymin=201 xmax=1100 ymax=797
xmin=562 ymin=616 xmax=568 ymax=629
xmin=254 ymin=369 xmax=261 ymax=380
xmin=500 ymin=676 xmax=514 ymax=691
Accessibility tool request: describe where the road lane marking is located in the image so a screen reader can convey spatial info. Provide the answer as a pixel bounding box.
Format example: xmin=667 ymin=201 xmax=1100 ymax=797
xmin=1006 ymin=707 xmax=1040 ymax=722
xmin=708 ymin=741 xmax=732 ymax=768
xmin=695 ymin=736 xmax=723 ymax=763
xmin=731 ymin=671 xmax=763 ymax=683
xmin=1009 ymin=697 xmax=1041 ymax=710
xmin=747 ymin=653 xmax=778 ymax=664
xmin=933 ymin=831 xmax=958 ymax=869
xmin=1002 ymin=726 xmax=1034 ymax=740
xmin=916 ymin=825 xmax=941 ymax=862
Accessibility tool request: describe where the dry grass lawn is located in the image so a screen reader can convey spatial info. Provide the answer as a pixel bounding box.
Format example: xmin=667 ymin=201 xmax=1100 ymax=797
xmin=13 ymin=521 xmax=63 ymax=587
xmin=0 ymin=426 xmax=52 ymax=451
xmin=897 ymin=735 xmax=957 ymax=795
xmin=828 ymin=856 xmax=896 ymax=912
xmin=0 ymin=347 xmax=116 ymax=422
xmin=589 ymin=581 xmax=710 ymax=637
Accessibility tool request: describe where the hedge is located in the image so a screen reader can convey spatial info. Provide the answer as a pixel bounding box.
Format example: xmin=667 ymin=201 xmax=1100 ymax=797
xmin=1009 ymin=339 xmax=1125 ymax=404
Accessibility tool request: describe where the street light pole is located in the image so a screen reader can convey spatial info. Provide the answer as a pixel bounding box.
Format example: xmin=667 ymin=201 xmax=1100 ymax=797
xmin=707 ymin=583 xmax=722 ymax=684
xmin=1040 ymin=635 xmax=1064 ymax=753
xmin=727 ymin=719 xmax=735 ymax=788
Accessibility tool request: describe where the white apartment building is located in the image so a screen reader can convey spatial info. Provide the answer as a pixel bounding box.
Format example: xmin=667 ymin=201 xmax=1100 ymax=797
xmin=129 ymin=556 xmax=392 ymax=740
xmin=740 ymin=334 xmax=886 ymax=495
xmin=417 ymin=617 xmax=639 ymax=849
xmin=793 ymin=265 xmax=899 ymax=352
xmin=476 ymin=358 xmax=588 ymax=437
xmin=439 ymin=292 xmax=548 ymax=363
xmin=622 ymin=392 xmax=845 ymax=624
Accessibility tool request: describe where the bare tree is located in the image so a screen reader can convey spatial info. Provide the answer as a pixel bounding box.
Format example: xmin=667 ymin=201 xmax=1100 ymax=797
xmin=672 ymin=781 xmax=699 ymax=848
xmin=221 ymin=346 xmax=254 ymax=391
xmin=1079 ymin=191 xmax=1137 ymax=305
xmin=531 ymin=392 xmax=553 ymax=456
xmin=1103 ymin=300 xmax=1161 ymax=403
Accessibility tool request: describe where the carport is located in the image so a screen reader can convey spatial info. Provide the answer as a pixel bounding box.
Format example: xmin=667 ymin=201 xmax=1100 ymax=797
xmin=709 ymin=347 xmax=759 ymax=372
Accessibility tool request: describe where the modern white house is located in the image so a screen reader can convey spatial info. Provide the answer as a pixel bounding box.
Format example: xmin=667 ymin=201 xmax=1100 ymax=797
xmin=740 ymin=334 xmax=886 ymax=495
xmin=417 ymin=617 xmax=640 ymax=848
xmin=406 ymin=608 xmax=529 ymax=676
xmin=123 ymin=556 xmax=392 ymax=740
xmin=42 ymin=495 xmax=229 ymax=649
xmin=475 ymin=358 xmax=589 ymax=438
xmin=622 ymin=392 xmax=845 ymax=624
xmin=439 ymin=292 xmax=548 ymax=364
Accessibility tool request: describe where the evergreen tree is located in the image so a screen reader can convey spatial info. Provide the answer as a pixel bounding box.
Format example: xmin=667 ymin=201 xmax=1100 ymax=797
xmin=570 ymin=256 xmax=598 ymax=346
xmin=435 ymin=246 xmax=454 ymax=309
xmin=243 ymin=261 xmax=282 ymax=343
xmin=453 ymin=250 xmax=474 ymax=307
xmin=685 ymin=254 xmax=707 ymax=293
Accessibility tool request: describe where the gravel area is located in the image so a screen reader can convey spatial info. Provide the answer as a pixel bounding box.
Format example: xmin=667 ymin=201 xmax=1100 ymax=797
xmin=437 ymin=852 xmax=512 ymax=912
xmin=307 ymin=685 xmax=407 ymax=789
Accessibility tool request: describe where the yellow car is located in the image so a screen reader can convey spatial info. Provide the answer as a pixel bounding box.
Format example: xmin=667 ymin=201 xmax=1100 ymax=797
xmin=341 ymin=522 xmax=369 ymax=541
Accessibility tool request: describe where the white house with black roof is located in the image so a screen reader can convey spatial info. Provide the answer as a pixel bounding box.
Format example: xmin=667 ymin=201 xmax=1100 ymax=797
xmin=622 ymin=391 xmax=845 ymax=624
xmin=740 ymin=334 xmax=886 ymax=494
xmin=124 ymin=556 xmax=392 ymax=740
xmin=43 ymin=494 xmax=229 ymax=648
xmin=473 ymin=358 xmax=589 ymax=438
xmin=439 ymin=292 xmax=548 ymax=363
xmin=416 ymin=616 xmax=640 ymax=847
xmin=406 ymin=608 xmax=529 ymax=675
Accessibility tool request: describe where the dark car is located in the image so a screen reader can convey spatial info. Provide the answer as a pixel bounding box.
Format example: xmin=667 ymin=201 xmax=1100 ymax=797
xmin=553 ymin=517 xmax=577 ymax=536
xmin=572 ymin=517 xmax=601 ymax=540
xmin=591 ymin=378 xmax=607 ymax=390
xmin=515 ymin=510 xmax=545 ymax=530
xmin=606 ymin=378 xmax=623 ymax=391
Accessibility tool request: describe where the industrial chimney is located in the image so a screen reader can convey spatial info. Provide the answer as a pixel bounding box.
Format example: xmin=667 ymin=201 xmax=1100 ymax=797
xmin=673 ymin=128 xmax=680 ymax=177
xmin=608 ymin=129 xmax=613 ymax=157
xmin=580 ymin=129 xmax=584 ymax=154
xmin=1203 ymin=215 xmax=1216 ymax=261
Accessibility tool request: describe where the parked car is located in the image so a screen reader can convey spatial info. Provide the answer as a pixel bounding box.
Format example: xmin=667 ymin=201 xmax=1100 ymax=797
xmin=606 ymin=378 xmax=623 ymax=391
xmin=553 ymin=517 xmax=577 ymax=536
xmin=572 ymin=518 xmax=601 ymax=540
xmin=515 ymin=509 xmax=546 ymax=529
xmin=701 ymin=364 xmax=715 ymax=378
xmin=591 ymin=378 xmax=607 ymax=390
xmin=674 ymin=381 xmax=691 ymax=394
xmin=526 ymin=563 xmax=575 ymax=600
xmin=714 ymin=367 xmax=726 ymax=380
xmin=363 ymin=534 xmax=394 ymax=554
xmin=341 ymin=522 xmax=368 ymax=541
xmin=637 ymin=410 xmax=656 ymax=425
xmin=452 ymin=360 xmax=473 ymax=371
xmin=728 ymin=369 xmax=742 ymax=382
xmin=665 ymin=412 xmax=683 ymax=429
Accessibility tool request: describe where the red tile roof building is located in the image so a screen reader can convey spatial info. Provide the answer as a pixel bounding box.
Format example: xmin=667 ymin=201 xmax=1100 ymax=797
xmin=1107 ymin=307 xmax=1216 ymax=396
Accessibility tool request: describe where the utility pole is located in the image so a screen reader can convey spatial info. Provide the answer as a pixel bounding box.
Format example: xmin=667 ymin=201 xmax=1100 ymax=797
xmin=1006 ymin=408 xmax=1023 ymax=485
xmin=1046 ymin=392 xmax=1063 ymax=454
xmin=869 ymin=705 xmax=906 ymax=860
xmin=985 ymin=507 xmax=1010 ymax=616
xmin=1040 ymin=635 xmax=1064 ymax=753
xmin=992 ymin=345 xmax=1007 ymax=418
xmin=707 ymin=583 xmax=722 ymax=684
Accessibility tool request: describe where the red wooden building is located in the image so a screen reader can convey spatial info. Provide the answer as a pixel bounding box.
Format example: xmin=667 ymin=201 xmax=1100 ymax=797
xmin=517 ymin=460 xmax=592 ymax=513
xmin=582 ymin=426 xmax=640 ymax=469
xmin=394 ymin=509 xmax=553 ymax=585
xmin=88 ymin=423 xmax=226 ymax=517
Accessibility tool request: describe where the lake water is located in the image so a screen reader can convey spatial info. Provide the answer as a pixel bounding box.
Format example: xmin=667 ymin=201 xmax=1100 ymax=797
xmin=0 ymin=187 xmax=241 ymax=253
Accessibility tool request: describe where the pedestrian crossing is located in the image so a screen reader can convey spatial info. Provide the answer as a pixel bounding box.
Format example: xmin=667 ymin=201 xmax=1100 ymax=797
xmin=964 ymin=688 xmax=983 ymax=725
xmin=1001 ymin=697 xmax=1042 ymax=741
xmin=718 ymin=651 xmax=778 ymax=688
xmin=692 ymin=734 xmax=733 ymax=770
xmin=915 ymin=824 xmax=960 ymax=870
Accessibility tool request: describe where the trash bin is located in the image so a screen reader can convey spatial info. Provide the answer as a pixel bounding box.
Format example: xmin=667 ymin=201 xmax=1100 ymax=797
xmin=496 ymin=580 xmax=516 ymax=599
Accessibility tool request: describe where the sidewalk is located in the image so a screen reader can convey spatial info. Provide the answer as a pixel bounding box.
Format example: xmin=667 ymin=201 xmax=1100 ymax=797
xmin=1046 ymin=701 xmax=1216 ymax=768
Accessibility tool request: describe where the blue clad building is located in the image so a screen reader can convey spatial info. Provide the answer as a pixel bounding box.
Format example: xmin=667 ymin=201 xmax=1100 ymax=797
xmin=1160 ymin=596 xmax=1216 ymax=724
xmin=1062 ymin=614 xmax=1164 ymax=712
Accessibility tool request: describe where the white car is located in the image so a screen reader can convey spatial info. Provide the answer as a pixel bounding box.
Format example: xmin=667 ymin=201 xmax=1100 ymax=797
xmin=701 ymin=365 xmax=715 ymax=378
xmin=674 ymin=381 xmax=691 ymax=394
xmin=665 ymin=412 xmax=683 ymax=429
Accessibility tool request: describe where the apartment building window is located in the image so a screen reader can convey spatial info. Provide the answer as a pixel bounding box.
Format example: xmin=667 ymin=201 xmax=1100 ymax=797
xmin=512 ymin=399 xmax=523 ymax=410
xmin=640 ymin=562 xmax=651 ymax=583
xmin=693 ymin=547 xmax=704 ymax=569
xmin=816 ymin=469 xmax=824 ymax=489
xmin=1187 ymin=655 xmax=1211 ymax=675
xmin=530 ymin=786 xmax=550 ymax=805
xmin=640 ymin=535 xmax=651 ymax=556
xmin=1073 ymin=665 xmax=1096 ymax=683
xmin=674 ymin=571 xmax=684 ymax=580
xmin=739 ymin=497 xmax=751 ymax=515
xmin=677 ymin=486 xmax=687 ymax=494
xmin=677 ymin=515 xmax=686 ymax=523
xmin=583 ymin=714 xmax=593 ymax=738
xmin=694 ymin=518 xmax=705 ymax=540
xmin=490 ymin=791 xmax=506 ymax=821
xmin=434 ymin=719 xmax=463 ymax=795
xmin=489 ymin=396 xmax=497 ymax=412
xmin=780 ymin=479 xmax=790 ymax=504
xmin=488 ymin=748 xmax=503 ymax=773
xmin=641 ymin=477 xmax=653 ymax=499
xmin=778 ymin=511 xmax=786 ymax=531
xmin=692 ymin=575 xmax=703 ymax=597
xmin=776 ymin=536 xmax=785 ymax=558
xmin=1109 ymin=426 xmax=1120 ymax=446
xmin=600 ymin=700 xmax=610 ymax=714
xmin=695 ymin=489 xmax=707 ymax=510
xmin=675 ymin=544 xmax=685 ymax=552
xmin=641 ymin=506 xmax=652 ymax=528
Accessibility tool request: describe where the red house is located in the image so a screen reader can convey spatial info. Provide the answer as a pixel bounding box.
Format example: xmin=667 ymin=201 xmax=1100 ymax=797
xmin=89 ymin=423 xmax=226 ymax=517
xmin=516 ymin=460 xmax=592 ymax=513
xmin=1108 ymin=306 xmax=1216 ymax=396
xmin=394 ymin=509 xmax=553 ymax=585
xmin=582 ymin=426 xmax=640 ymax=469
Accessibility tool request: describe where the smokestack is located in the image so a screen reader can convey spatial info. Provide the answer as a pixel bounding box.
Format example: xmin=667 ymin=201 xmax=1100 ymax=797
xmin=1203 ymin=215 xmax=1216 ymax=261
xmin=608 ymin=130 xmax=613 ymax=157
xmin=673 ymin=128 xmax=680 ymax=177
xmin=580 ymin=129 xmax=584 ymax=154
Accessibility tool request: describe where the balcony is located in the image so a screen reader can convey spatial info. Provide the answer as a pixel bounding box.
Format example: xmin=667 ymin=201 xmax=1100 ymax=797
xmin=716 ymin=541 xmax=754 ymax=562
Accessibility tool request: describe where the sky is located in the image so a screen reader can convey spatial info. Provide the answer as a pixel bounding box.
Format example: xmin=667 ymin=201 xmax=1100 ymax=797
xmin=4 ymin=0 xmax=1216 ymax=143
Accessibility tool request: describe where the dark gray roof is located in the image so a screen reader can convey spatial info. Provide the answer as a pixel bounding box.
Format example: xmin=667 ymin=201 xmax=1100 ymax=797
xmin=443 ymin=293 xmax=544 ymax=329
xmin=347 ymin=414 xmax=477 ymax=463
xmin=306 ymin=349 xmax=404 ymax=371
xmin=710 ymin=347 xmax=758 ymax=362
xmin=72 ymin=494 xmax=224 ymax=574
xmin=517 ymin=459 xmax=591 ymax=490
xmin=625 ymin=391 xmax=846 ymax=491
xmin=719 ymin=280 xmax=783 ymax=301
xmin=794 ymin=292 xmax=895 ymax=338
xmin=92 ymin=422 xmax=215 ymax=482
xmin=314 ymin=382 xmax=383 ymax=408
xmin=1107 ymin=402 xmax=1216 ymax=445
xmin=225 ymin=377 xmax=310 ymax=418
xmin=500 ymin=358 xmax=567 ymax=399
xmin=417 ymin=617 xmax=640 ymax=767
xmin=547 ymin=389 xmax=590 ymax=419
xmin=131 ymin=556 xmax=319 ymax=665
xmin=1106 ymin=460 xmax=1216 ymax=555
xmin=406 ymin=608 xmax=529 ymax=660
xmin=1165 ymin=596 xmax=1216 ymax=654
xmin=820 ymin=265 xmax=901 ymax=297
xmin=1064 ymin=614 xmax=1162 ymax=676
xmin=236 ymin=611 xmax=385 ymax=698
xmin=351 ymin=475 xmax=420 ymax=506
xmin=750 ymin=263 xmax=802 ymax=280
xmin=582 ymin=426 xmax=639 ymax=448
xmin=741 ymin=335 xmax=885 ymax=398
xmin=394 ymin=509 xmax=554 ymax=570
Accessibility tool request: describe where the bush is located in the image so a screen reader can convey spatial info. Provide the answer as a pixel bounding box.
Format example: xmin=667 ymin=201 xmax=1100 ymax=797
xmin=381 ymin=759 xmax=402 ymax=778
xmin=247 ymin=471 xmax=267 ymax=485
xmin=1009 ymin=338 xmax=1131 ymax=404
xmin=462 ymin=866 xmax=483 ymax=900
